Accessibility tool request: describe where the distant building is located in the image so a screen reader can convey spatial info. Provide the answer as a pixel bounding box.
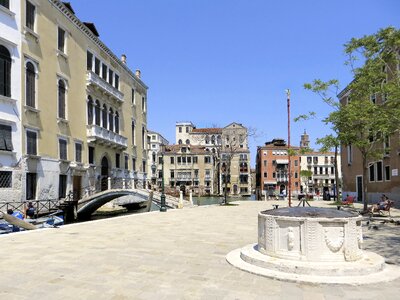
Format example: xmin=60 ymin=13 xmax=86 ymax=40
xmin=298 ymin=131 xmax=342 ymax=198
xmin=256 ymin=139 xmax=301 ymax=199
xmin=162 ymin=144 xmax=214 ymax=196
xmin=147 ymin=131 xmax=169 ymax=188
xmin=169 ymin=121 xmax=251 ymax=196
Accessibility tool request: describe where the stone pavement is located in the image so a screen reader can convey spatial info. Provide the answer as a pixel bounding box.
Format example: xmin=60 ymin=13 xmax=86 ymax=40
xmin=1 ymin=200 xmax=399 ymax=300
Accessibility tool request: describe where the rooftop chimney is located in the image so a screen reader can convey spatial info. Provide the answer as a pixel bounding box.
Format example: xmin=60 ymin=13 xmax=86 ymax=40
xmin=121 ymin=54 xmax=127 ymax=64
xmin=135 ymin=69 xmax=141 ymax=79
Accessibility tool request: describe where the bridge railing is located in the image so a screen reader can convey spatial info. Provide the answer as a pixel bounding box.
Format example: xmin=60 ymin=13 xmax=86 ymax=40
xmin=0 ymin=198 xmax=60 ymax=218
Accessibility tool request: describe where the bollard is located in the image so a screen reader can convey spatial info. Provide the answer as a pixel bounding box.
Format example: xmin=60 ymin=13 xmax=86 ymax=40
xmin=179 ymin=191 xmax=184 ymax=209
xmin=108 ymin=177 xmax=111 ymax=190
xmin=123 ymin=178 xmax=126 ymax=189
xmin=189 ymin=191 xmax=193 ymax=205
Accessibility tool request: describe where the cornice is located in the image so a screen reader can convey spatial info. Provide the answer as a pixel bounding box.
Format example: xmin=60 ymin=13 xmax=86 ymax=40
xmin=48 ymin=0 xmax=148 ymax=90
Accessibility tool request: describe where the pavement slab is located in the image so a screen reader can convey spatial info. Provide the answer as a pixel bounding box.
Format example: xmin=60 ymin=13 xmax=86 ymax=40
xmin=1 ymin=200 xmax=399 ymax=300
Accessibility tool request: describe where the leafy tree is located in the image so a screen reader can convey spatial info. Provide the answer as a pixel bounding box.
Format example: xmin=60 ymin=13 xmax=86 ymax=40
xmin=302 ymin=27 xmax=400 ymax=211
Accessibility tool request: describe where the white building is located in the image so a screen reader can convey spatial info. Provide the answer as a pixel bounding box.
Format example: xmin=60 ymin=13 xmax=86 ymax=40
xmin=147 ymin=130 xmax=169 ymax=187
xmin=0 ymin=0 xmax=23 ymax=202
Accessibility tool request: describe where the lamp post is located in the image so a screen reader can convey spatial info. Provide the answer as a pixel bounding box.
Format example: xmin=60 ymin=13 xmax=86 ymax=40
xmin=285 ymin=89 xmax=292 ymax=207
xmin=160 ymin=152 xmax=167 ymax=212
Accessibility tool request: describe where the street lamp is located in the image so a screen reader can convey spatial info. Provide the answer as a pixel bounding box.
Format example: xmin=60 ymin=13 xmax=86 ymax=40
xmin=285 ymin=89 xmax=292 ymax=207
xmin=160 ymin=152 xmax=167 ymax=212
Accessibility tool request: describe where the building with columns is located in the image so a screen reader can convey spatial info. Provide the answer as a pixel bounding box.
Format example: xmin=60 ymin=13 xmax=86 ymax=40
xmin=0 ymin=0 xmax=148 ymax=204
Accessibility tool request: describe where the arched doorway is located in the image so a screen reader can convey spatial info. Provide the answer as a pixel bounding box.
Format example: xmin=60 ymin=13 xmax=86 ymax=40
xmin=101 ymin=156 xmax=109 ymax=191
xmin=233 ymin=184 xmax=238 ymax=194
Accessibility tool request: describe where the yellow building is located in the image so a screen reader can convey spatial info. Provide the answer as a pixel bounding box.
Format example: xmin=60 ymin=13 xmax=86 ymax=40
xmin=5 ymin=0 xmax=148 ymax=202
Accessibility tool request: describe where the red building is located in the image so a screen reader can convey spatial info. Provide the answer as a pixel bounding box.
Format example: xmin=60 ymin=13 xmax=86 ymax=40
xmin=256 ymin=139 xmax=301 ymax=200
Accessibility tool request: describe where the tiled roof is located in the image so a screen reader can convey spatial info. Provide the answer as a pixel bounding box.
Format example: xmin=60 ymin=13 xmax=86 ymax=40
xmin=191 ymin=128 xmax=222 ymax=134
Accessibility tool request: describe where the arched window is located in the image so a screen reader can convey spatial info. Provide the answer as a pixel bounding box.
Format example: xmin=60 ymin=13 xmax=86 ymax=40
xmin=95 ymin=100 xmax=101 ymax=126
xmin=240 ymin=162 xmax=248 ymax=173
xmin=211 ymin=135 xmax=215 ymax=144
xmin=205 ymin=135 xmax=210 ymax=144
xmin=102 ymin=104 xmax=108 ymax=129
xmin=108 ymin=107 xmax=114 ymax=132
xmin=178 ymin=139 xmax=182 ymax=145
xmin=217 ymin=135 xmax=222 ymax=145
xmin=0 ymin=45 xmax=11 ymax=97
xmin=185 ymin=139 xmax=190 ymax=145
xmin=114 ymin=111 xmax=119 ymax=134
xmin=58 ymin=79 xmax=66 ymax=119
xmin=87 ymin=96 xmax=93 ymax=125
xmin=26 ymin=62 xmax=36 ymax=107
xmin=152 ymin=152 xmax=156 ymax=163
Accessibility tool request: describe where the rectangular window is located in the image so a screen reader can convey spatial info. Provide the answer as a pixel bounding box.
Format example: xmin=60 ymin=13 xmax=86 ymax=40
xmin=26 ymin=1 xmax=35 ymax=30
xmin=263 ymin=160 xmax=267 ymax=167
xmin=179 ymin=127 xmax=182 ymax=133
xmin=376 ymin=161 xmax=383 ymax=181
xmin=204 ymin=156 xmax=211 ymax=164
xmin=75 ymin=142 xmax=82 ymax=163
xmin=132 ymin=158 xmax=136 ymax=171
xmin=170 ymin=157 xmax=174 ymax=164
xmin=314 ymin=167 xmax=318 ymax=175
xmin=187 ymin=157 xmax=192 ymax=163
xmin=263 ymin=172 xmax=267 ymax=177
xmin=59 ymin=139 xmax=67 ymax=160
xmin=0 ymin=171 xmax=12 ymax=188
xmin=142 ymin=97 xmax=146 ymax=112
xmin=0 ymin=124 xmax=13 ymax=151
xmin=87 ymin=51 xmax=93 ymax=71
xmin=177 ymin=157 xmax=181 ymax=164
xmin=58 ymin=174 xmax=67 ymax=199
xmin=142 ymin=160 xmax=146 ymax=173
xmin=369 ymin=164 xmax=375 ymax=182
xmin=94 ymin=57 xmax=100 ymax=75
xmin=88 ymin=146 xmax=94 ymax=164
xmin=102 ymin=63 xmax=107 ymax=80
xmin=132 ymin=89 xmax=135 ymax=104
xmin=124 ymin=155 xmax=129 ymax=170
xmin=116 ymin=153 xmax=120 ymax=168
xmin=26 ymin=173 xmax=37 ymax=200
xmin=385 ymin=166 xmax=391 ymax=181
xmin=182 ymin=157 xmax=186 ymax=164
xmin=347 ymin=145 xmax=352 ymax=164
xmin=115 ymin=74 xmax=119 ymax=89
xmin=294 ymin=160 xmax=298 ymax=166
xmin=193 ymin=156 xmax=198 ymax=163
xmin=170 ymin=170 xmax=174 ymax=178
xmin=108 ymin=69 xmax=113 ymax=85
xmin=26 ymin=130 xmax=37 ymax=155
xmin=0 ymin=0 xmax=10 ymax=9
xmin=295 ymin=172 xmax=298 ymax=178
xmin=58 ymin=27 xmax=66 ymax=52
xmin=272 ymin=172 xmax=276 ymax=178
xmin=158 ymin=156 xmax=162 ymax=164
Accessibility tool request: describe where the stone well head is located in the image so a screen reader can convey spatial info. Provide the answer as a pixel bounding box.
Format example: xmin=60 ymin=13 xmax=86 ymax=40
xmin=258 ymin=207 xmax=363 ymax=262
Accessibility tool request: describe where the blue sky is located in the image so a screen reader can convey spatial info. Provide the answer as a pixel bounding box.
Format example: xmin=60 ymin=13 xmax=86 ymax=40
xmin=69 ymin=0 xmax=399 ymax=165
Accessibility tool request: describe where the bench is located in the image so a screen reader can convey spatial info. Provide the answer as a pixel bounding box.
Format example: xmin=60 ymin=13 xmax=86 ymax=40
xmin=369 ymin=200 xmax=394 ymax=217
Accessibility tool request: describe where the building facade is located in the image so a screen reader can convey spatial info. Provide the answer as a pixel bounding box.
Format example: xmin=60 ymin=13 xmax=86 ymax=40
xmin=147 ymin=130 xmax=169 ymax=187
xmin=0 ymin=0 xmax=148 ymax=204
xmin=298 ymin=131 xmax=342 ymax=198
xmin=339 ymin=88 xmax=400 ymax=203
xmin=173 ymin=121 xmax=251 ymax=196
xmin=162 ymin=144 xmax=214 ymax=196
xmin=0 ymin=0 xmax=23 ymax=202
xmin=256 ymin=139 xmax=301 ymax=199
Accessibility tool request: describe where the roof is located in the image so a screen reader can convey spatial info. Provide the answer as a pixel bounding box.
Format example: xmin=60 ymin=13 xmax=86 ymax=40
xmin=83 ymin=22 xmax=99 ymax=37
xmin=164 ymin=144 xmax=210 ymax=155
xmin=191 ymin=128 xmax=222 ymax=134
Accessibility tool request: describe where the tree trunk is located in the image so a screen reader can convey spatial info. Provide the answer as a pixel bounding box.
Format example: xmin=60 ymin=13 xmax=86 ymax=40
xmin=334 ymin=145 xmax=339 ymax=202
xmin=362 ymin=154 xmax=368 ymax=212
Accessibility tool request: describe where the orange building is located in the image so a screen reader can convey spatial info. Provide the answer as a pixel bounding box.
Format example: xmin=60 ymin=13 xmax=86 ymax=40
xmin=256 ymin=139 xmax=301 ymax=200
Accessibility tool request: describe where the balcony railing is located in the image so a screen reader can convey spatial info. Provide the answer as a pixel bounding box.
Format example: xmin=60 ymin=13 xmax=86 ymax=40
xmin=87 ymin=71 xmax=124 ymax=103
xmin=87 ymin=124 xmax=127 ymax=149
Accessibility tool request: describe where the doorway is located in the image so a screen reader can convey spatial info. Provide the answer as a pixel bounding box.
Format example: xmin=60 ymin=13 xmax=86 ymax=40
xmin=101 ymin=156 xmax=109 ymax=191
xmin=73 ymin=176 xmax=82 ymax=200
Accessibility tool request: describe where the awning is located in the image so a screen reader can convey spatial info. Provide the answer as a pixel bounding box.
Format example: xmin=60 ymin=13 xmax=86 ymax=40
xmin=276 ymin=159 xmax=288 ymax=164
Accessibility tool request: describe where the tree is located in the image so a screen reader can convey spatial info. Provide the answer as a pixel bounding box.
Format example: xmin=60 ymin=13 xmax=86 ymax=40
xmin=299 ymin=170 xmax=313 ymax=194
xmin=303 ymin=27 xmax=400 ymax=211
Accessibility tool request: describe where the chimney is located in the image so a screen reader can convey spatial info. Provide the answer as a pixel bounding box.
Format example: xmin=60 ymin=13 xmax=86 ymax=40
xmin=135 ymin=69 xmax=141 ymax=79
xmin=121 ymin=54 xmax=127 ymax=64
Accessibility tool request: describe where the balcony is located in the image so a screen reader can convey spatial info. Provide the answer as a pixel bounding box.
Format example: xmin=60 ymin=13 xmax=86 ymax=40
xmin=86 ymin=71 xmax=124 ymax=103
xmin=177 ymin=176 xmax=192 ymax=180
xmin=87 ymin=124 xmax=127 ymax=150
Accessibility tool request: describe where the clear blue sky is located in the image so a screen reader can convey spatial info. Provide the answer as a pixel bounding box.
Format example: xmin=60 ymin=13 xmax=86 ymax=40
xmin=69 ymin=0 xmax=399 ymax=166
